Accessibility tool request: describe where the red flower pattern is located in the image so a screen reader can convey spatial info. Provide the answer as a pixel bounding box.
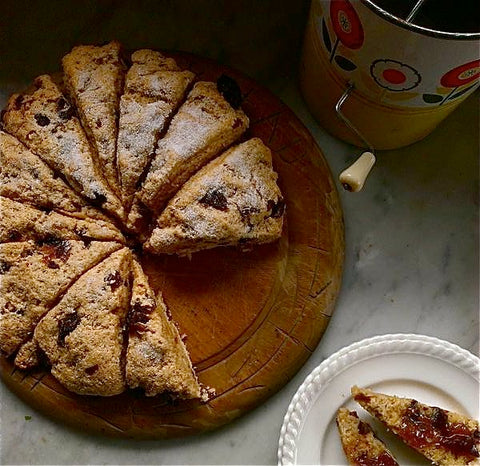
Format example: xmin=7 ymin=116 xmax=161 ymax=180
xmin=330 ymin=0 xmax=364 ymax=50
xmin=440 ymin=59 xmax=480 ymax=88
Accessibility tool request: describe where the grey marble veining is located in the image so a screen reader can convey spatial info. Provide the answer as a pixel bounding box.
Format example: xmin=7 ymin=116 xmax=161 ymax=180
xmin=0 ymin=1 xmax=478 ymax=464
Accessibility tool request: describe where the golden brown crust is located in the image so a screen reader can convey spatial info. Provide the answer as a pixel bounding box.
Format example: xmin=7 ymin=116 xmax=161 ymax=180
xmin=136 ymin=81 xmax=249 ymax=215
xmin=146 ymin=138 xmax=284 ymax=256
xmin=62 ymin=41 xmax=126 ymax=196
xmin=1 ymin=74 xmax=124 ymax=220
xmin=117 ymin=50 xmax=194 ymax=208
xmin=34 ymin=248 xmax=132 ymax=396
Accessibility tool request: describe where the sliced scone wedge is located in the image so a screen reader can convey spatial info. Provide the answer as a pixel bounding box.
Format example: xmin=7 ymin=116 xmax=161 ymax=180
xmin=34 ymin=248 xmax=132 ymax=396
xmin=336 ymin=408 xmax=399 ymax=466
xmin=117 ymin=49 xmax=194 ymax=208
xmin=1 ymin=74 xmax=124 ymax=220
xmin=135 ymin=78 xmax=249 ymax=217
xmin=352 ymin=386 xmax=480 ymax=466
xmin=62 ymin=41 xmax=126 ymax=195
xmin=0 ymin=197 xmax=124 ymax=244
xmin=0 ymin=130 xmax=113 ymax=223
xmin=0 ymin=240 xmax=121 ymax=356
xmin=126 ymin=258 xmax=201 ymax=398
xmin=145 ymin=138 xmax=284 ymax=256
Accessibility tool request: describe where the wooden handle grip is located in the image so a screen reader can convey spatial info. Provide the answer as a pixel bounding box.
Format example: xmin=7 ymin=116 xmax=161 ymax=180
xmin=339 ymin=152 xmax=376 ymax=192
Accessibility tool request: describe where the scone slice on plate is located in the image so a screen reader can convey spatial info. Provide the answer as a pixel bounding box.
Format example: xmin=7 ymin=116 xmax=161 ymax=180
xmin=135 ymin=78 xmax=249 ymax=216
xmin=34 ymin=248 xmax=133 ymax=396
xmin=0 ymin=197 xmax=124 ymax=244
xmin=126 ymin=258 xmax=201 ymax=398
xmin=0 ymin=131 xmax=113 ymax=223
xmin=336 ymin=408 xmax=399 ymax=466
xmin=1 ymin=74 xmax=124 ymax=221
xmin=117 ymin=49 xmax=195 ymax=208
xmin=0 ymin=240 xmax=121 ymax=356
xmin=145 ymin=138 xmax=285 ymax=256
xmin=352 ymin=386 xmax=480 ymax=466
xmin=62 ymin=41 xmax=126 ymax=196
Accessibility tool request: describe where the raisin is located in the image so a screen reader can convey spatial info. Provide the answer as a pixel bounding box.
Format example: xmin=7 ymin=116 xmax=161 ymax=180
xmin=199 ymin=189 xmax=228 ymax=211
xmin=37 ymin=236 xmax=72 ymax=262
xmin=0 ymin=260 xmax=11 ymax=274
xmin=57 ymin=311 xmax=80 ymax=346
xmin=34 ymin=113 xmax=50 ymax=127
xmin=267 ymin=198 xmax=285 ymax=218
xmin=56 ymin=97 xmax=74 ymax=120
xmin=104 ymin=271 xmax=122 ymax=290
xmin=128 ymin=301 xmax=155 ymax=336
xmin=95 ymin=118 xmax=102 ymax=128
xmin=13 ymin=94 xmax=24 ymax=109
xmin=232 ymin=117 xmax=243 ymax=129
xmin=8 ymin=230 xmax=22 ymax=241
xmin=90 ymin=192 xmax=107 ymax=207
xmin=217 ymin=74 xmax=242 ymax=109
xmin=85 ymin=364 xmax=99 ymax=375
xmin=358 ymin=420 xmax=373 ymax=435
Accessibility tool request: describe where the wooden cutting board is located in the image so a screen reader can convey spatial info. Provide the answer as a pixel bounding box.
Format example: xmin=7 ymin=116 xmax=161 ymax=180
xmin=0 ymin=52 xmax=344 ymax=438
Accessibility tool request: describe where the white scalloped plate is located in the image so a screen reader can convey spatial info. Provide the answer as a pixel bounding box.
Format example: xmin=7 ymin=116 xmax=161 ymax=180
xmin=278 ymin=334 xmax=480 ymax=465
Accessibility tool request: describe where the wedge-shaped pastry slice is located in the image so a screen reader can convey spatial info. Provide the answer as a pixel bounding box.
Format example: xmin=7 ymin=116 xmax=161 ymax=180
xmin=352 ymin=386 xmax=480 ymax=466
xmin=336 ymin=408 xmax=399 ymax=466
xmin=34 ymin=248 xmax=132 ymax=396
xmin=145 ymin=138 xmax=285 ymax=256
xmin=0 ymin=240 xmax=121 ymax=356
xmin=117 ymin=50 xmax=194 ymax=208
xmin=136 ymin=79 xmax=249 ymax=215
xmin=126 ymin=258 xmax=201 ymax=398
xmin=0 ymin=131 xmax=112 ymax=223
xmin=0 ymin=197 xmax=124 ymax=244
xmin=62 ymin=41 xmax=126 ymax=195
xmin=1 ymin=74 xmax=124 ymax=220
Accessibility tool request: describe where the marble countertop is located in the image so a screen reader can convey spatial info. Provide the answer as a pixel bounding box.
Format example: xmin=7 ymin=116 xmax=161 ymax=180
xmin=0 ymin=1 xmax=478 ymax=464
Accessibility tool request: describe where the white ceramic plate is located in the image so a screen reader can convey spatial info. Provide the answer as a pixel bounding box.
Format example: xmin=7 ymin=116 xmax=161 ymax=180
xmin=278 ymin=333 xmax=480 ymax=465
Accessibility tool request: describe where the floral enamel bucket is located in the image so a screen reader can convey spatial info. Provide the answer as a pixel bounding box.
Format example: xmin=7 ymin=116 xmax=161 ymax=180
xmin=300 ymin=0 xmax=480 ymax=153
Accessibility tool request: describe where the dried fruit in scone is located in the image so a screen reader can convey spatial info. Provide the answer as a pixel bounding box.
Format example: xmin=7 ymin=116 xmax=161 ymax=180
xmin=336 ymin=408 xmax=399 ymax=466
xmin=117 ymin=50 xmax=194 ymax=209
xmin=135 ymin=79 xmax=249 ymax=216
xmin=62 ymin=41 xmax=126 ymax=196
xmin=1 ymin=75 xmax=124 ymax=220
xmin=34 ymin=248 xmax=132 ymax=396
xmin=0 ymin=197 xmax=124 ymax=244
xmin=0 ymin=240 xmax=121 ymax=356
xmin=0 ymin=131 xmax=113 ymax=223
xmin=352 ymin=386 xmax=480 ymax=466
xmin=145 ymin=138 xmax=284 ymax=256
xmin=125 ymin=258 xmax=201 ymax=398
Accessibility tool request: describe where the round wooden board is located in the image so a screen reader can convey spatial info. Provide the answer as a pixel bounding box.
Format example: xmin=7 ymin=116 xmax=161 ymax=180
xmin=0 ymin=52 xmax=344 ymax=438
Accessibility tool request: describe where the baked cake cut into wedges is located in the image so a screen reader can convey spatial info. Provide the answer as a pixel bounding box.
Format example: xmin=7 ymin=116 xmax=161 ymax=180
xmin=34 ymin=248 xmax=132 ymax=396
xmin=0 ymin=197 xmax=124 ymax=244
xmin=336 ymin=408 xmax=399 ymax=466
xmin=0 ymin=240 xmax=121 ymax=356
xmin=0 ymin=131 xmax=112 ymax=223
xmin=134 ymin=78 xmax=249 ymax=217
xmin=125 ymin=258 xmax=201 ymax=398
xmin=352 ymin=386 xmax=480 ymax=466
xmin=62 ymin=41 xmax=126 ymax=196
xmin=1 ymin=74 xmax=124 ymax=220
xmin=145 ymin=137 xmax=285 ymax=256
xmin=117 ymin=50 xmax=195 ymax=209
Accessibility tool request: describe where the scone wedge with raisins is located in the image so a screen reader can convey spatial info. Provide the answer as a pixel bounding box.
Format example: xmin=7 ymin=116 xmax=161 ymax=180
xmin=62 ymin=41 xmax=126 ymax=196
xmin=0 ymin=197 xmax=124 ymax=244
xmin=0 ymin=240 xmax=122 ymax=357
xmin=352 ymin=386 xmax=480 ymax=466
xmin=125 ymin=258 xmax=201 ymax=398
xmin=145 ymin=138 xmax=284 ymax=256
xmin=336 ymin=408 xmax=399 ymax=466
xmin=117 ymin=50 xmax=194 ymax=209
xmin=1 ymin=75 xmax=124 ymax=220
xmin=132 ymin=77 xmax=249 ymax=222
xmin=0 ymin=131 xmax=113 ymax=223
xmin=34 ymin=248 xmax=132 ymax=396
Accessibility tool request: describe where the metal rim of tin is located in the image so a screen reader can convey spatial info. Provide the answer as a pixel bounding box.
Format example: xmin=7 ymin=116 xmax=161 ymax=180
xmin=361 ymin=0 xmax=480 ymax=40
